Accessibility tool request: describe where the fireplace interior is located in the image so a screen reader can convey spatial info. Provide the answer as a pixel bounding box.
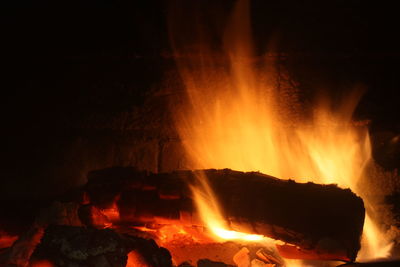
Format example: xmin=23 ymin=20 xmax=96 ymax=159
xmin=1 ymin=0 xmax=400 ymax=266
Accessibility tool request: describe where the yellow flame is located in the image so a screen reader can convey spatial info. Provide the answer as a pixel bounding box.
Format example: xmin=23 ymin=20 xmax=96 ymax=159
xmin=170 ymin=0 xmax=394 ymax=261
xmin=358 ymin=215 xmax=394 ymax=260
xmin=190 ymin=171 xmax=272 ymax=243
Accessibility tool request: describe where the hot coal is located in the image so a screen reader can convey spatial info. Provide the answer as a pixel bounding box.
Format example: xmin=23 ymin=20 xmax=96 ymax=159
xmin=197 ymin=259 xmax=235 ymax=267
xmin=29 ymin=225 xmax=172 ymax=267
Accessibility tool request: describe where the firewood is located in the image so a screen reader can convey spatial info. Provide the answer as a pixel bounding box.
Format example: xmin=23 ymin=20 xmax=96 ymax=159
xmin=29 ymin=225 xmax=172 ymax=267
xmin=337 ymin=261 xmax=400 ymax=267
xmin=85 ymin=167 xmax=365 ymax=262
xmin=198 ymin=259 xmax=235 ymax=267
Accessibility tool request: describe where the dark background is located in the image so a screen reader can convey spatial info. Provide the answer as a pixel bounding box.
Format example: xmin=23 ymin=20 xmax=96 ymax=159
xmin=1 ymin=0 xmax=399 ymax=229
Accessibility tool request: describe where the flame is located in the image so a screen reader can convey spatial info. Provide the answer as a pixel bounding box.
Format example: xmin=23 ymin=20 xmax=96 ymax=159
xmin=190 ymin=171 xmax=271 ymax=243
xmin=170 ymin=0 xmax=394 ymax=262
xmin=358 ymin=215 xmax=394 ymax=260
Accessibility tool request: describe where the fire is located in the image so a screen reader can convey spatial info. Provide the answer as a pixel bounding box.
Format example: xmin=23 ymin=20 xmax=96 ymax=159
xmin=190 ymin=171 xmax=266 ymax=242
xmin=0 ymin=233 xmax=18 ymax=249
xmin=126 ymin=251 xmax=149 ymax=267
xmin=170 ymin=0 xmax=394 ymax=262
xmin=102 ymin=202 xmax=120 ymax=222
xmin=29 ymin=260 xmax=54 ymax=267
xmin=359 ymin=215 xmax=394 ymax=260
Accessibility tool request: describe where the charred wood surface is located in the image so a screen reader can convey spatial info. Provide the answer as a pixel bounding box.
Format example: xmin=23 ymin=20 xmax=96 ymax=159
xmin=85 ymin=167 xmax=365 ymax=262
xmin=338 ymin=261 xmax=400 ymax=267
xmin=30 ymin=225 xmax=172 ymax=267
xmin=197 ymin=259 xmax=235 ymax=267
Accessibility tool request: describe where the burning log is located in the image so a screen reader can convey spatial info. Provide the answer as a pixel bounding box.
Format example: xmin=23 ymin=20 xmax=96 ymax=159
xmin=85 ymin=167 xmax=365 ymax=262
xmin=338 ymin=261 xmax=400 ymax=267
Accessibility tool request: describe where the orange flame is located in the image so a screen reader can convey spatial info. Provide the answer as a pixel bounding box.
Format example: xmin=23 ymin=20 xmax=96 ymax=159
xmin=170 ymin=0 xmax=394 ymax=262
xmin=190 ymin=171 xmax=273 ymax=243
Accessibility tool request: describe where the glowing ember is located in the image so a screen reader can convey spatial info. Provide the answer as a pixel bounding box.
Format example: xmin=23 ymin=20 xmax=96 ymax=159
xmin=126 ymin=251 xmax=150 ymax=267
xmin=102 ymin=196 xmax=121 ymax=222
xmin=102 ymin=207 xmax=120 ymax=223
xmin=132 ymin=224 xmax=215 ymax=244
xmin=0 ymin=233 xmax=18 ymax=249
xmin=30 ymin=260 xmax=54 ymax=267
xmin=170 ymin=0 xmax=394 ymax=262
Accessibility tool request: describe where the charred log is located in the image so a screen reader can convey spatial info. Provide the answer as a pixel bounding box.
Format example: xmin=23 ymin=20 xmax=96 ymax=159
xmin=338 ymin=261 xmax=400 ymax=267
xmin=29 ymin=225 xmax=172 ymax=267
xmin=85 ymin=167 xmax=365 ymax=262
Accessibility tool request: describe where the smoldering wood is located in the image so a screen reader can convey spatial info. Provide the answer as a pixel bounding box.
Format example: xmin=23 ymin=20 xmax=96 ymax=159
xmin=78 ymin=204 xmax=112 ymax=228
xmin=197 ymin=259 xmax=235 ymax=267
xmin=0 ymin=227 xmax=44 ymax=267
xmin=338 ymin=261 xmax=400 ymax=267
xmin=29 ymin=225 xmax=172 ymax=267
xmin=85 ymin=167 xmax=365 ymax=262
xmin=0 ymin=202 xmax=84 ymax=266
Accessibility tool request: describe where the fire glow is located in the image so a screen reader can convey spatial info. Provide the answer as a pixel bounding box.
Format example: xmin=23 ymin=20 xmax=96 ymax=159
xmin=170 ymin=0 xmax=394 ymax=263
xmin=190 ymin=172 xmax=269 ymax=243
